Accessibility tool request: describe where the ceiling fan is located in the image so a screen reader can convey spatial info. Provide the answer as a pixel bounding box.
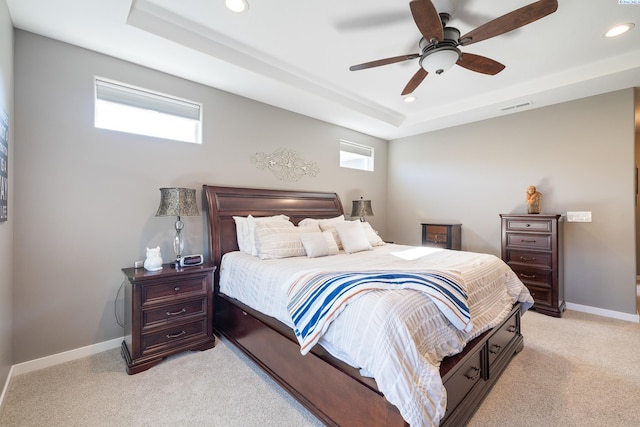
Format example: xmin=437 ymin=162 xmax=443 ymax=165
xmin=349 ymin=0 xmax=558 ymax=96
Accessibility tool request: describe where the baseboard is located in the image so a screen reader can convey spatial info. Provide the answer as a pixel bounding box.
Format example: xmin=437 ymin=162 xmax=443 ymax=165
xmin=11 ymin=337 xmax=122 ymax=376
xmin=0 ymin=364 xmax=15 ymax=418
xmin=566 ymin=302 xmax=640 ymax=323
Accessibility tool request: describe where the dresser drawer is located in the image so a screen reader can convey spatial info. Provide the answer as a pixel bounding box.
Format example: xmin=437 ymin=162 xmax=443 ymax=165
xmin=443 ymin=346 xmax=484 ymax=415
xmin=510 ymin=265 xmax=553 ymax=288
xmin=505 ymin=249 xmax=552 ymax=268
xmin=142 ymin=297 xmax=207 ymax=330
xmin=506 ymin=233 xmax=551 ymax=250
xmin=526 ymin=285 xmax=553 ymax=307
xmin=505 ymin=219 xmax=552 ymax=232
xmin=140 ymin=318 xmax=208 ymax=355
xmin=142 ymin=276 xmax=207 ymax=306
xmin=487 ymin=311 xmax=519 ymax=368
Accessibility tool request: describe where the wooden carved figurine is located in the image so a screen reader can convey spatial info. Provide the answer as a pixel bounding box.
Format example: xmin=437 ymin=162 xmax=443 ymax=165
xmin=526 ymin=186 xmax=542 ymax=214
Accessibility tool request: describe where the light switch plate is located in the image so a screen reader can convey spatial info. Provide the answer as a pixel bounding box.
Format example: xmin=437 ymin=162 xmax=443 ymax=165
xmin=567 ymin=211 xmax=592 ymax=222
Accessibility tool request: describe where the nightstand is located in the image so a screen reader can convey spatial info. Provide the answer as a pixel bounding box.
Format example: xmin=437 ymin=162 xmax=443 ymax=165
xmin=421 ymin=222 xmax=462 ymax=250
xmin=121 ymin=263 xmax=216 ymax=374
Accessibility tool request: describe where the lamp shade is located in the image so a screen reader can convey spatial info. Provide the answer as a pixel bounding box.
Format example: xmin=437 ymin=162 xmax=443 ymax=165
xmin=155 ymin=188 xmax=200 ymax=217
xmin=419 ymin=47 xmax=460 ymax=75
xmin=351 ymin=198 xmax=374 ymax=220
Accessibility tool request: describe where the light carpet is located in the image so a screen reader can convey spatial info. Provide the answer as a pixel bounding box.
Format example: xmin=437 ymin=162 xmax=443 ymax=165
xmin=1 ymin=309 xmax=639 ymax=426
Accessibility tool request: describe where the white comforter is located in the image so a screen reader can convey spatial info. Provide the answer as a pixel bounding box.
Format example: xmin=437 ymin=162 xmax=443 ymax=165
xmin=219 ymin=244 xmax=533 ymax=426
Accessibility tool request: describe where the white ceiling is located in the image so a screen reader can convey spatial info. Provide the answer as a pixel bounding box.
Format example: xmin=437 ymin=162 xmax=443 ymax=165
xmin=6 ymin=0 xmax=640 ymax=140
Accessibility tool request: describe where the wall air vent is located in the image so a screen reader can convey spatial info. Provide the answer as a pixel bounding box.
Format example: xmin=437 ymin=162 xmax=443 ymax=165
xmin=500 ymin=101 xmax=532 ymax=112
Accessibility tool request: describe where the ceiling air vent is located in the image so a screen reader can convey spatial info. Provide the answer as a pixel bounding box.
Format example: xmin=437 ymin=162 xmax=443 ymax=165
xmin=500 ymin=101 xmax=532 ymax=112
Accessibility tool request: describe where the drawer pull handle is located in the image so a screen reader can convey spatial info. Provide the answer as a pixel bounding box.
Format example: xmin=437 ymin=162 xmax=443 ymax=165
xmin=520 ymin=239 xmax=536 ymax=243
xmin=174 ymin=286 xmax=180 ymax=292
xmin=507 ymin=325 xmax=517 ymax=333
xmin=519 ymin=273 xmax=536 ymax=279
xmin=525 ymin=223 xmax=531 ymax=227
xmin=519 ymin=256 xmax=536 ymax=262
xmin=166 ymin=308 xmax=187 ymax=316
xmin=464 ymin=366 xmax=481 ymax=381
xmin=166 ymin=330 xmax=186 ymax=339
xmin=489 ymin=344 xmax=502 ymax=355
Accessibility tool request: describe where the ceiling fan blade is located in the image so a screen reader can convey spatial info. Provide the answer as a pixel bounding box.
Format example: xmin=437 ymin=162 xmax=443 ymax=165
xmin=459 ymin=0 xmax=558 ymax=46
xmin=457 ymin=53 xmax=505 ymax=75
xmin=350 ymin=54 xmax=419 ymax=71
xmin=402 ymin=68 xmax=428 ymax=95
xmin=410 ymin=0 xmax=443 ymax=42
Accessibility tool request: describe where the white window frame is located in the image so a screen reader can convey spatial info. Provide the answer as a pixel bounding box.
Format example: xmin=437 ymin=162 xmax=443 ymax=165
xmin=94 ymin=78 xmax=202 ymax=144
xmin=340 ymin=140 xmax=374 ymax=172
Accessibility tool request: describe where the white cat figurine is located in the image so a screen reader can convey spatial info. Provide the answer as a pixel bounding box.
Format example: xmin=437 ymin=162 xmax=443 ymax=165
xmin=143 ymin=246 xmax=163 ymax=271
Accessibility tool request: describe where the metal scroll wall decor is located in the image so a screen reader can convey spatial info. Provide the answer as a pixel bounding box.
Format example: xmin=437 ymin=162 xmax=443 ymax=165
xmin=252 ymin=148 xmax=319 ymax=182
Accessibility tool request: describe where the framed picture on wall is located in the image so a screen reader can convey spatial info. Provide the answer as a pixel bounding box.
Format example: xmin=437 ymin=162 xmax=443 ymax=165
xmin=0 ymin=108 xmax=8 ymax=222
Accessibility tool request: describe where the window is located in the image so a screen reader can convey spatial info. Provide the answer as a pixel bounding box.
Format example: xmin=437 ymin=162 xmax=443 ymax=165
xmin=94 ymin=78 xmax=202 ymax=144
xmin=340 ymin=140 xmax=374 ymax=171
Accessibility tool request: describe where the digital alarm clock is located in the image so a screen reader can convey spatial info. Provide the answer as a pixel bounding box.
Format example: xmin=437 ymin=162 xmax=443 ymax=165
xmin=179 ymin=254 xmax=204 ymax=267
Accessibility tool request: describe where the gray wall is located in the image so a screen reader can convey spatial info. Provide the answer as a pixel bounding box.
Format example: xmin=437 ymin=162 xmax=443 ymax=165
xmin=12 ymin=30 xmax=388 ymax=363
xmin=388 ymin=89 xmax=637 ymax=315
xmin=0 ymin=0 xmax=13 ymax=388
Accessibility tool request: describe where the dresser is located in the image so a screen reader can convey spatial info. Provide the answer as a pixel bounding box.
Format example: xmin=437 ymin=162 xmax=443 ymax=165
xmin=121 ymin=263 xmax=216 ymax=374
xmin=421 ymin=222 xmax=462 ymax=250
xmin=500 ymin=214 xmax=564 ymax=317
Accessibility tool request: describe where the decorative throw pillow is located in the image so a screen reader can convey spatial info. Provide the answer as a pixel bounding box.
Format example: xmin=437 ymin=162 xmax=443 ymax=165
xmin=299 ymin=215 xmax=345 ymax=249
xmin=335 ymin=221 xmax=372 ymax=254
xmin=300 ymin=230 xmax=339 ymax=258
xmin=246 ymin=214 xmax=290 ymax=256
xmin=254 ymin=222 xmax=321 ymax=259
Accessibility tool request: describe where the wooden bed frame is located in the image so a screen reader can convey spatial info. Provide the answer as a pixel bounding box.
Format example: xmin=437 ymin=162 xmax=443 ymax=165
xmin=203 ymin=185 xmax=524 ymax=426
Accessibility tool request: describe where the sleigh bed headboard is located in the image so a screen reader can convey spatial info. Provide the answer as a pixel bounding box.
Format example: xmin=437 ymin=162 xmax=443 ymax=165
xmin=202 ymin=185 xmax=344 ymax=269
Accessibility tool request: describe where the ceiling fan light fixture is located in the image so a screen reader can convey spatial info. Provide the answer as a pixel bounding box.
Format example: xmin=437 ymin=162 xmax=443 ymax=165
xmin=605 ymin=23 xmax=635 ymax=38
xmin=225 ymin=0 xmax=249 ymax=13
xmin=419 ymin=47 xmax=460 ymax=75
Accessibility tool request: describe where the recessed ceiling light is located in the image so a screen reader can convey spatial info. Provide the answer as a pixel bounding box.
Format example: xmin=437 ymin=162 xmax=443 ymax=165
xmin=605 ymin=23 xmax=635 ymax=38
xmin=404 ymin=96 xmax=416 ymax=103
xmin=225 ymin=0 xmax=249 ymax=13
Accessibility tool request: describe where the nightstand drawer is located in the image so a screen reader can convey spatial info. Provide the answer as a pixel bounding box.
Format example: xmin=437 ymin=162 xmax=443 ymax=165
xmin=142 ymin=277 xmax=207 ymax=305
xmin=142 ymin=297 xmax=207 ymax=330
xmin=504 ymin=249 xmax=552 ymax=268
xmin=510 ymin=265 xmax=552 ymax=288
xmin=506 ymin=233 xmax=551 ymax=250
xmin=505 ymin=219 xmax=552 ymax=232
xmin=140 ymin=319 xmax=208 ymax=355
xmin=425 ymin=225 xmax=448 ymax=240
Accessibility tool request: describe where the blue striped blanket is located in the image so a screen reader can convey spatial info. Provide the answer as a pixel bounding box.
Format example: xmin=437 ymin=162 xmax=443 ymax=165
xmin=287 ymin=270 xmax=471 ymax=355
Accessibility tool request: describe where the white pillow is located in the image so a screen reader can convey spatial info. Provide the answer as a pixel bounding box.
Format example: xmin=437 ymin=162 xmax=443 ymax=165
xmin=335 ymin=221 xmax=372 ymax=254
xmin=300 ymin=231 xmax=339 ymax=258
xmin=232 ymin=216 xmax=250 ymax=254
xmin=298 ymin=215 xmax=346 ymax=249
xmin=362 ymin=222 xmax=386 ymax=247
xmin=254 ymin=222 xmax=321 ymax=259
xmin=246 ymin=214 xmax=290 ymax=256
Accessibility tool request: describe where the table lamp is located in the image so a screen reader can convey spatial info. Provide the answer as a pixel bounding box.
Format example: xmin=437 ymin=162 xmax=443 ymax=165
xmin=351 ymin=196 xmax=374 ymax=222
xmin=155 ymin=187 xmax=200 ymax=266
